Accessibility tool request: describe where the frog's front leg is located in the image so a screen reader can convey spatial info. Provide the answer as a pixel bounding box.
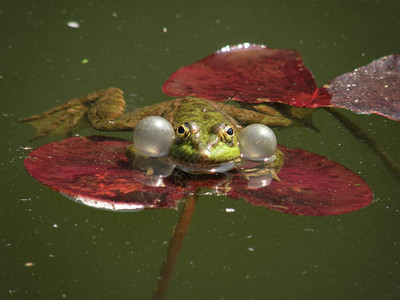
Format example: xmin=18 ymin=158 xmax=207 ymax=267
xmin=20 ymin=87 xmax=128 ymax=140
xmin=239 ymin=148 xmax=284 ymax=189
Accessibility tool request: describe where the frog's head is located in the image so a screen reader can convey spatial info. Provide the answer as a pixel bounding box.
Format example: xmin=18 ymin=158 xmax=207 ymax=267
xmin=128 ymin=116 xmax=278 ymax=175
xmin=126 ymin=116 xmax=241 ymax=173
xmin=169 ymin=120 xmax=241 ymax=172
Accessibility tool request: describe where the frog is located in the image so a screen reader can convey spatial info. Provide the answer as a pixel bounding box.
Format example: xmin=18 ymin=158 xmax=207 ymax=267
xmin=21 ymin=87 xmax=292 ymax=180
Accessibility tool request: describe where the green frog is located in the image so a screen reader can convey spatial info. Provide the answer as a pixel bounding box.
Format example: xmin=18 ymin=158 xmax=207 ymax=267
xmin=21 ymin=88 xmax=291 ymax=179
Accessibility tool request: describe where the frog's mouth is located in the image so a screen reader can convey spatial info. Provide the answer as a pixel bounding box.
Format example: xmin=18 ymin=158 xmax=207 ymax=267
xmin=176 ymin=160 xmax=236 ymax=174
xmin=159 ymin=156 xmax=240 ymax=174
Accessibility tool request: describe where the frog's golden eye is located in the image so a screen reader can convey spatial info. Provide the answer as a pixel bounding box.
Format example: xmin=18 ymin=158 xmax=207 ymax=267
xmin=176 ymin=123 xmax=190 ymax=141
xmin=218 ymin=124 xmax=234 ymax=144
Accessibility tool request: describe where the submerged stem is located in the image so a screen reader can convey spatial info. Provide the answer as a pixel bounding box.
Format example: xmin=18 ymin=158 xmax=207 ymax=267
xmin=325 ymin=108 xmax=400 ymax=180
xmin=153 ymin=192 xmax=198 ymax=300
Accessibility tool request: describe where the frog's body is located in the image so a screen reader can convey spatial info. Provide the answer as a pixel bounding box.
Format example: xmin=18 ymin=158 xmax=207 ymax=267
xmin=21 ymin=88 xmax=290 ymax=176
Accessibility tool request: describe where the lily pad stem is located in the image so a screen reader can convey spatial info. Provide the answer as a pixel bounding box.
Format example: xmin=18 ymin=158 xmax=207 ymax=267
xmin=153 ymin=192 xmax=198 ymax=299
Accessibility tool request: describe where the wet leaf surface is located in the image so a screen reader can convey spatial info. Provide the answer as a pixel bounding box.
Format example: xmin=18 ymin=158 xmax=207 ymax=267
xmin=228 ymin=147 xmax=372 ymax=216
xmin=24 ymin=136 xmax=185 ymax=211
xmin=24 ymin=136 xmax=372 ymax=216
xmin=163 ymin=44 xmax=400 ymax=120
xmin=163 ymin=44 xmax=318 ymax=106
xmin=317 ymin=55 xmax=400 ymax=121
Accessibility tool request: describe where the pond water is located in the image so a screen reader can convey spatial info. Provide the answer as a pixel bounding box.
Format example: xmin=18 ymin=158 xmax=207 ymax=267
xmin=1 ymin=0 xmax=399 ymax=299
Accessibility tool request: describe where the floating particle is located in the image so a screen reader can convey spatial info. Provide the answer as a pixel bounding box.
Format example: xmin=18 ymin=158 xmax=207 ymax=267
xmin=24 ymin=262 xmax=35 ymax=267
xmin=67 ymin=21 xmax=80 ymax=28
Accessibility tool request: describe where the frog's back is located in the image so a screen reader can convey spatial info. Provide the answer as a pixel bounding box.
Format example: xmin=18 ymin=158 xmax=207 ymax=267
xmin=161 ymin=97 xmax=239 ymax=128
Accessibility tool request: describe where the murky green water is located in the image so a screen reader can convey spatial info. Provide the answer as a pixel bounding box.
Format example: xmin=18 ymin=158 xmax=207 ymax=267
xmin=1 ymin=0 xmax=399 ymax=299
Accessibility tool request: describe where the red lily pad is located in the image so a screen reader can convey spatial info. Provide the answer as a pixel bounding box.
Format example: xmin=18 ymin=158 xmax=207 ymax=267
xmin=163 ymin=44 xmax=400 ymax=120
xmin=229 ymin=148 xmax=372 ymax=216
xmin=163 ymin=44 xmax=319 ymax=106
xmin=317 ymin=55 xmax=400 ymax=121
xmin=24 ymin=136 xmax=185 ymax=211
xmin=24 ymin=136 xmax=372 ymax=215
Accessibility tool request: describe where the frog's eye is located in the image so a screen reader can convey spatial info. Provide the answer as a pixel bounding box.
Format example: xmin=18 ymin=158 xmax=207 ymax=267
xmin=239 ymin=124 xmax=277 ymax=161
xmin=176 ymin=123 xmax=190 ymax=140
xmin=218 ymin=124 xmax=235 ymax=144
xmin=133 ymin=116 xmax=174 ymax=157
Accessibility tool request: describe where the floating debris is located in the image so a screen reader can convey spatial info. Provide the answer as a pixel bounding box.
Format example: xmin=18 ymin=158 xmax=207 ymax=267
xmin=19 ymin=146 xmax=33 ymax=151
xmin=24 ymin=262 xmax=35 ymax=267
xmin=18 ymin=198 xmax=32 ymax=202
xmin=67 ymin=21 xmax=80 ymax=28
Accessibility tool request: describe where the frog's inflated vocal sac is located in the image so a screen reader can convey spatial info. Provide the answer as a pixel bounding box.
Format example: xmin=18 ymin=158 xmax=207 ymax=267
xmin=21 ymin=88 xmax=291 ymax=178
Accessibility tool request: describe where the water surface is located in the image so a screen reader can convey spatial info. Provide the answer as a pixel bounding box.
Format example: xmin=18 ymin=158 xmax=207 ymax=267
xmin=1 ymin=0 xmax=399 ymax=299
